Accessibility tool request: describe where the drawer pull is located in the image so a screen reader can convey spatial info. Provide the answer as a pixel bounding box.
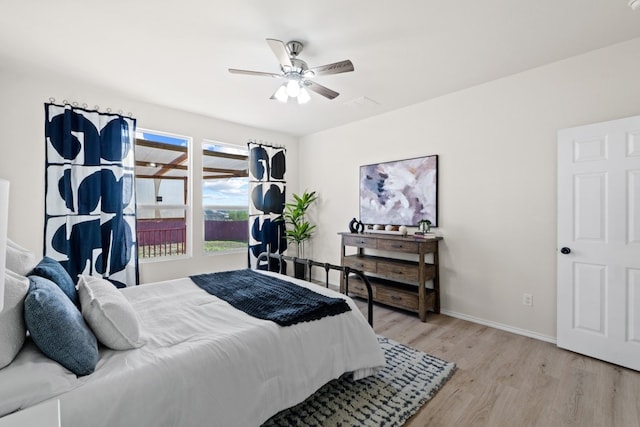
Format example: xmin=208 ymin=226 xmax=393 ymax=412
xmin=393 ymin=271 xmax=403 ymax=275
xmin=391 ymin=244 xmax=404 ymax=248
xmin=390 ymin=295 xmax=402 ymax=301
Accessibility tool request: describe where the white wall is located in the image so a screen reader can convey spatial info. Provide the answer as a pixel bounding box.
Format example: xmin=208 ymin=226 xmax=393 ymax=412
xmin=299 ymin=38 xmax=640 ymax=340
xmin=0 ymin=65 xmax=299 ymax=284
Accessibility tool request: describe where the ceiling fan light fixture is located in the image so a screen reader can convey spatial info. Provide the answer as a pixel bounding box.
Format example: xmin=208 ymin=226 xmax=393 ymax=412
xmin=274 ymin=85 xmax=288 ymax=103
xmin=286 ymin=80 xmax=301 ymax=97
xmin=230 ymin=38 xmax=353 ymax=103
xmin=297 ymin=87 xmax=311 ymax=104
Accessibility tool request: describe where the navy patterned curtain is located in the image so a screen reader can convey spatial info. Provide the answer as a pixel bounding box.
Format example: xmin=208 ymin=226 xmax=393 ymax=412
xmin=44 ymin=103 xmax=138 ymax=287
xmin=248 ymin=142 xmax=286 ymax=269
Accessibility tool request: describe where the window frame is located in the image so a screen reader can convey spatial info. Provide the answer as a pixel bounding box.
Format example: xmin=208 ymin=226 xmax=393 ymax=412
xmin=135 ymin=128 xmax=193 ymax=263
xmin=201 ymin=139 xmax=249 ymax=256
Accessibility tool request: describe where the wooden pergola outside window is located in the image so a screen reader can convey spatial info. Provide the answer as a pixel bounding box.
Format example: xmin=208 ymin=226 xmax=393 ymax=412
xmin=135 ymin=134 xmax=250 ymax=258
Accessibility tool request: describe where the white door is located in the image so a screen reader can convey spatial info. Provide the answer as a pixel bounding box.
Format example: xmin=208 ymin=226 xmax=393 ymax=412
xmin=557 ymin=115 xmax=640 ymax=371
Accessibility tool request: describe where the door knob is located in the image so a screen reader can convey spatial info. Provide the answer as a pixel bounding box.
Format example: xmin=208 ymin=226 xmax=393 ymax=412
xmin=560 ymin=247 xmax=571 ymax=254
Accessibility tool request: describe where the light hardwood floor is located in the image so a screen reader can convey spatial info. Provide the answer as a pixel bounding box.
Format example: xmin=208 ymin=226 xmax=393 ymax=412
xmin=353 ymin=300 xmax=640 ymax=427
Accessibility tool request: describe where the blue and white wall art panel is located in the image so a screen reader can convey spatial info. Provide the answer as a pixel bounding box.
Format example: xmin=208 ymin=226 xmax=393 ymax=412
xmin=247 ymin=142 xmax=286 ymax=269
xmin=44 ymin=104 xmax=138 ymax=287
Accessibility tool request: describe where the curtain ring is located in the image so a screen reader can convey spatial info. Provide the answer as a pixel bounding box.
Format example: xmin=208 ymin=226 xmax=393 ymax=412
xmin=82 ymin=103 xmax=88 ymax=109
xmin=117 ymin=109 xmax=123 ymax=115
xmin=63 ymin=99 xmax=69 ymax=105
xmin=72 ymin=102 xmax=78 ymax=107
xmin=49 ymin=97 xmax=55 ymax=103
xmin=94 ymin=105 xmax=100 ymax=111
xmin=127 ymin=112 xmax=133 ymax=117
xmin=106 ymin=107 xmax=112 ymax=113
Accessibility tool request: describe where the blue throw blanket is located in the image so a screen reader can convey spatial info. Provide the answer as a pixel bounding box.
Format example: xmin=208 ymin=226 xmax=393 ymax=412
xmin=189 ymin=269 xmax=351 ymax=326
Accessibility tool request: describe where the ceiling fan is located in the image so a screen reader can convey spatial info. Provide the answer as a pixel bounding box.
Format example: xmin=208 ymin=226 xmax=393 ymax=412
xmin=229 ymin=38 xmax=354 ymax=104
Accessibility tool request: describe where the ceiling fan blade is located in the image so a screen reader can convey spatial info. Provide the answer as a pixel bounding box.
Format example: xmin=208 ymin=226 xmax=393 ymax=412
xmin=306 ymin=81 xmax=339 ymax=100
xmin=228 ymin=68 xmax=281 ymax=78
xmin=309 ymin=60 xmax=354 ymax=76
xmin=266 ymin=38 xmax=293 ymax=69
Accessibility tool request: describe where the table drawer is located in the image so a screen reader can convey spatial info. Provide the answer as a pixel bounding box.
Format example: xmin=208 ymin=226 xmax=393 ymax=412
xmin=377 ymin=261 xmax=419 ymax=283
xmin=421 ymin=240 xmax=439 ymax=253
xmin=346 ymin=277 xmax=374 ymax=298
xmin=377 ymin=239 xmax=419 ymax=253
xmin=376 ymin=286 xmax=419 ymax=311
xmin=342 ymin=234 xmax=377 ymax=249
xmin=342 ymin=256 xmax=377 ymax=272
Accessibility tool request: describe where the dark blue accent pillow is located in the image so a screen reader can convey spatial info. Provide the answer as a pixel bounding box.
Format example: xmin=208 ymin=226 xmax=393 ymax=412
xmin=30 ymin=256 xmax=78 ymax=306
xmin=24 ymin=275 xmax=99 ymax=376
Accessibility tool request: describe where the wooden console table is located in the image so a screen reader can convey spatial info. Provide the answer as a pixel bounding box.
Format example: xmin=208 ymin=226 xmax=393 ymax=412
xmin=339 ymin=232 xmax=442 ymax=322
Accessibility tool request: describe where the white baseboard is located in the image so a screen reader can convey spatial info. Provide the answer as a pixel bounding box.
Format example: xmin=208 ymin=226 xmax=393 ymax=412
xmin=440 ymin=309 xmax=557 ymax=344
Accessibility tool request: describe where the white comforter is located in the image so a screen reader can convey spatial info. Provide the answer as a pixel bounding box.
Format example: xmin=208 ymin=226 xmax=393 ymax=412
xmin=0 ymin=271 xmax=384 ymax=427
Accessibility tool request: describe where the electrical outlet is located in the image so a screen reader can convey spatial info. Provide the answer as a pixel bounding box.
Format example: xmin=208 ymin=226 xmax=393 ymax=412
xmin=522 ymin=293 xmax=533 ymax=307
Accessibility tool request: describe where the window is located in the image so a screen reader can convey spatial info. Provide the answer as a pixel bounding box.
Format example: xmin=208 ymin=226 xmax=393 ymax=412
xmin=135 ymin=130 xmax=191 ymax=259
xmin=202 ymin=141 xmax=249 ymax=253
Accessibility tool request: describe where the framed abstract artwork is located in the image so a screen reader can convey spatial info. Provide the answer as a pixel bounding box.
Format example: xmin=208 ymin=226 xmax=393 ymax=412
xmin=359 ymin=155 xmax=438 ymax=227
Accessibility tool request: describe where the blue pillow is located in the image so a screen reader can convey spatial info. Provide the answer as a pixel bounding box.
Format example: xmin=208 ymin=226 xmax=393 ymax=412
xmin=30 ymin=256 xmax=78 ymax=306
xmin=24 ymin=275 xmax=99 ymax=376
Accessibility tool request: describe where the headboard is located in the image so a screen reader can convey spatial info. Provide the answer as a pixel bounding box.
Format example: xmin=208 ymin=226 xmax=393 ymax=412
xmin=0 ymin=179 xmax=9 ymax=312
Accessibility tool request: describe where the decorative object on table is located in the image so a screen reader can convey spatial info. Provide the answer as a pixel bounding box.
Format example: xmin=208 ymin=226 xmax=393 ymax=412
xmin=365 ymin=224 xmax=405 ymax=235
xmin=414 ymin=233 xmax=438 ymax=239
xmin=262 ymin=335 xmax=456 ymax=427
xmin=348 ymin=218 xmax=364 ymax=234
xmin=398 ymin=225 xmax=408 ymax=236
xmin=360 ymin=155 xmax=438 ymax=227
xmin=44 ymin=103 xmax=138 ymax=288
xmin=417 ymin=219 xmax=432 ymax=234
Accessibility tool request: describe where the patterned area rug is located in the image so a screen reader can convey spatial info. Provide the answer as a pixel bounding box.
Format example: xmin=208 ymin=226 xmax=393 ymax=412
xmin=262 ymin=336 xmax=456 ymax=427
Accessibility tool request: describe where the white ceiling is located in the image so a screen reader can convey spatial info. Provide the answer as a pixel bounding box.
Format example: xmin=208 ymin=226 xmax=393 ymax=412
xmin=1 ymin=1 xmax=639 ymax=136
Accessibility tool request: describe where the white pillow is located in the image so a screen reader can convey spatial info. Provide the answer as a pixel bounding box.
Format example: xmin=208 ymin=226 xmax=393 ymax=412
xmin=0 ymin=269 xmax=29 ymax=369
xmin=6 ymin=239 xmax=37 ymax=276
xmin=77 ymin=275 xmax=142 ymax=350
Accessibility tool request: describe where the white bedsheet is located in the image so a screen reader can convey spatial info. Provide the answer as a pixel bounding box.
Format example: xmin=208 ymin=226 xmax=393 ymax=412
xmin=0 ymin=271 xmax=384 ymax=427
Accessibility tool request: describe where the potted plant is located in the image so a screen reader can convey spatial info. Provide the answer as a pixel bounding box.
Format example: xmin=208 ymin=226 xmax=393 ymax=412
xmin=281 ymin=190 xmax=318 ymax=278
xmin=417 ymin=219 xmax=432 ymax=234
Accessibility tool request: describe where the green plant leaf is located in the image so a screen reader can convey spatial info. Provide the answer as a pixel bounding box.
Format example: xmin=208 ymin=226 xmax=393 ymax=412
xmin=281 ymin=190 xmax=318 ymax=247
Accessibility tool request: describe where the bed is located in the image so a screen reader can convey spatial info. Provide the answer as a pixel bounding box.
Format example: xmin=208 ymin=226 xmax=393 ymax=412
xmin=0 ymin=254 xmax=384 ymax=427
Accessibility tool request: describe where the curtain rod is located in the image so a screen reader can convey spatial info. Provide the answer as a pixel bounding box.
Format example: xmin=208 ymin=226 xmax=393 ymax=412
xmin=248 ymin=140 xmax=286 ymax=150
xmin=47 ymin=98 xmax=134 ymax=118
